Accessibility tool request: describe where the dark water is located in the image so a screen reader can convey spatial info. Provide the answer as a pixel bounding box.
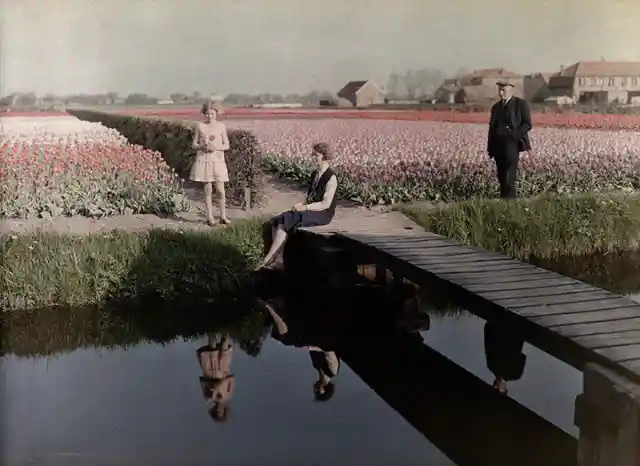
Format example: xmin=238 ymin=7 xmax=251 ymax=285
xmin=1 ymin=272 xmax=586 ymax=466
xmin=4 ymin=249 xmax=639 ymax=465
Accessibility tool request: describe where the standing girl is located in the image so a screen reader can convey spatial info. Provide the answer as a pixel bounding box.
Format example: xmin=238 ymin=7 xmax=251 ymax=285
xmin=190 ymin=100 xmax=231 ymax=225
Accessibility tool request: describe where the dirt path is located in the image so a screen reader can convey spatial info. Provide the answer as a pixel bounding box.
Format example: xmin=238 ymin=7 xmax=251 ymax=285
xmin=0 ymin=175 xmax=415 ymax=235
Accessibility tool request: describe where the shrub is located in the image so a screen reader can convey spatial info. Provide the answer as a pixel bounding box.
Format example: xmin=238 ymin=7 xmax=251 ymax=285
xmin=68 ymin=110 xmax=266 ymax=208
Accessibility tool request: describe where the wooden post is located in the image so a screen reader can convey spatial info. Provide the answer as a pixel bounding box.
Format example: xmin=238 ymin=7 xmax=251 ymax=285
xmin=575 ymin=363 xmax=640 ymax=466
xmin=374 ymin=264 xmax=386 ymax=284
xmin=243 ymin=187 xmax=251 ymax=211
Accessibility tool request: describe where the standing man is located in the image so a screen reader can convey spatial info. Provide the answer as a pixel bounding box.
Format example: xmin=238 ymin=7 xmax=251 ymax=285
xmin=487 ymin=82 xmax=532 ymax=198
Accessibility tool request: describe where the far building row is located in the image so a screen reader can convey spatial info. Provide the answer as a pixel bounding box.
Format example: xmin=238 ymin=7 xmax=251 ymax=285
xmin=433 ymin=61 xmax=640 ymax=106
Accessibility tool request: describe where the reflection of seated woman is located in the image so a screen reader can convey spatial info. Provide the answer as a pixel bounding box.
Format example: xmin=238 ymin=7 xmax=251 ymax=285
xmin=255 ymin=142 xmax=338 ymax=271
xmin=197 ymin=332 xmax=236 ymax=421
xmin=257 ymin=298 xmax=340 ymax=402
xmin=483 ymin=321 xmax=526 ymax=395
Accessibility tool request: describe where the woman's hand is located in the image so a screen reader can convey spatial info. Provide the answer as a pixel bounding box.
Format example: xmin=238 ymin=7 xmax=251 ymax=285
xmin=292 ymin=203 xmax=306 ymax=212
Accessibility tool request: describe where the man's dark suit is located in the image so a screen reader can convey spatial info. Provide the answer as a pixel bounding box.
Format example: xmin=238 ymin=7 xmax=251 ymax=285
xmin=487 ymin=97 xmax=532 ymax=198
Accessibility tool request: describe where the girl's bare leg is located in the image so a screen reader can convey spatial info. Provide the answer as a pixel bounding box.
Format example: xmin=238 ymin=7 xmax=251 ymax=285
xmin=216 ymin=181 xmax=230 ymax=224
xmin=203 ymin=182 xmax=215 ymax=224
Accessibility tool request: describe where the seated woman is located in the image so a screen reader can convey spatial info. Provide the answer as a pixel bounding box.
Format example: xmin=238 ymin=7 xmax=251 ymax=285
xmin=255 ymin=142 xmax=339 ymax=271
xmin=256 ymin=296 xmax=340 ymax=402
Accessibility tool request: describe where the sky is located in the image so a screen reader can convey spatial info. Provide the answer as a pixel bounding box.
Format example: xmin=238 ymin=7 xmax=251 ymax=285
xmin=1 ymin=0 xmax=639 ymax=97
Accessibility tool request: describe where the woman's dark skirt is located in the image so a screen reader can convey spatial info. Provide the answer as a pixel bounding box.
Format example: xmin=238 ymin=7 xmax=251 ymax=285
xmin=270 ymin=210 xmax=332 ymax=233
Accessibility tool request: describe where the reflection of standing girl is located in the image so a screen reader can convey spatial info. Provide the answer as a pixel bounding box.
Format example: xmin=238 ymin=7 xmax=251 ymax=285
xmin=189 ymin=100 xmax=231 ymax=226
xmin=197 ymin=332 xmax=235 ymax=422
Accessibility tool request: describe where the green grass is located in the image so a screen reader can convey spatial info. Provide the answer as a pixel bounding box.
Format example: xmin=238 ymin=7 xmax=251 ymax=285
xmin=0 ymin=219 xmax=266 ymax=311
xmin=401 ymin=193 xmax=640 ymax=260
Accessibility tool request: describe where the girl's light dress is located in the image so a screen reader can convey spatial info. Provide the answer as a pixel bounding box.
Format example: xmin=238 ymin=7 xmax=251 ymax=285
xmin=189 ymin=123 xmax=229 ymax=183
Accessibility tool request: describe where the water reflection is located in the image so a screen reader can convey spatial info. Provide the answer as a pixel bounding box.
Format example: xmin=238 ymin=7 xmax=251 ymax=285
xmin=1 ymin=278 xmax=579 ymax=466
xmin=197 ymin=333 xmax=236 ymax=421
xmin=484 ymin=321 xmax=527 ymax=395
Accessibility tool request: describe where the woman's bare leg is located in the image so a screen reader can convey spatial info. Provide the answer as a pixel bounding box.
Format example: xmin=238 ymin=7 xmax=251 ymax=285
xmin=216 ymin=181 xmax=230 ymax=224
xmin=255 ymin=224 xmax=288 ymax=270
xmin=203 ymin=182 xmax=215 ymax=224
xmin=261 ymin=300 xmax=289 ymax=335
xmin=271 ymin=226 xmax=285 ymax=266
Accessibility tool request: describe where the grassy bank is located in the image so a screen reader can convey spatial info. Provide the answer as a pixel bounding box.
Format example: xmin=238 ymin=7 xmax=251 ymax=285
xmin=402 ymin=193 xmax=640 ymax=260
xmin=0 ymin=219 xmax=265 ymax=311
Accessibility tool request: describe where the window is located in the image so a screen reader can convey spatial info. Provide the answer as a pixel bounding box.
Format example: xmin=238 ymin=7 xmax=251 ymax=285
xmin=621 ymin=78 xmax=628 ymax=86
xmin=633 ymin=78 xmax=638 ymax=86
xmin=577 ymin=78 xmax=584 ymax=86
xmin=608 ymin=78 xmax=615 ymax=86
xmin=590 ymin=78 xmax=597 ymax=85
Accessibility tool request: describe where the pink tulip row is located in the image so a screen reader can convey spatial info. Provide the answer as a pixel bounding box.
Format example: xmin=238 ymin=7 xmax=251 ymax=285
xmin=124 ymin=107 xmax=640 ymax=131
xmin=0 ymin=117 xmax=188 ymax=218
xmin=225 ymin=119 xmax=640 ymax=204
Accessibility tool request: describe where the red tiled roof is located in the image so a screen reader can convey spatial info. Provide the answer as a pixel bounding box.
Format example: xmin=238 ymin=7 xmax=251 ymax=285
xmin=559 ymin=61 xmax=640 ymax=77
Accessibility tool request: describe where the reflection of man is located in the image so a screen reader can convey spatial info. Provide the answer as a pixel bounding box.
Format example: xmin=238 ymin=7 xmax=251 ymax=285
xmin=197 ymin=333 xmax=236 ymax=421
xmin=487 ymin=82 xmax=532 ymax=198
xmin=483 ymin=321 xmax=526 ymax=395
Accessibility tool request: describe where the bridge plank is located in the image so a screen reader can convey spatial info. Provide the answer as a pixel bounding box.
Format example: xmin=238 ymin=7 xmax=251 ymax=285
xmin=335 ymin=229 xmax=640 ymax=382
xmin=573 ymin=331 xmax=640 ymax=349
xmin=531 ymin=308 xmax=640 ymax=326
xmin=466 ymin=277 xmax=584 ymax=292
xmin=552 ymin=318 xmax=640 ymax=338
xmin=480 ymin=284 xmax=596 ymax=301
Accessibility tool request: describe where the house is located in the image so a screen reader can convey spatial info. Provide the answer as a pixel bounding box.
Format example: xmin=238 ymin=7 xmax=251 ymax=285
xmin=524 ymin=73 xmax=556 ymax=102
xmin=435 ymin=68 xmax=524 ymax=104
xmin=336 ymin=80 xmax=385 ymax=107
xmin=434 ymin=79 xmax=459 ymax=104
xmin=454 ymin=84 xmax=497 ymax=105
xmin=548 ymin=61 xmax=640 ymax=105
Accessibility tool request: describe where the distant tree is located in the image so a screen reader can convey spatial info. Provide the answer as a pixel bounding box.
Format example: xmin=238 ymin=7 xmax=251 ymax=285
xmin=284 ymin=93 xmax=301 ymax=103
xmin=106 ymin=92 xmax=119 ymax=104
xmin=401 ymin=68 xmax=445 ymax=99
xmin=125 ymin=93 xmax=158 ymax=105
xmin=170 ymin=92 xmax=189 ymax=103
xmin=15 ymin=92 xmax=38 ymax=106
xmin=455 ymin=67 xmax=471 ymax=77
xmin=386 ymin=72 xmax=402 ymax=99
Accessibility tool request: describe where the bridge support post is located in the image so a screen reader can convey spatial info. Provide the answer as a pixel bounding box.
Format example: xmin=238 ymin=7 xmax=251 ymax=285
xmin=575 ymin=363 xmax=640 ymax=466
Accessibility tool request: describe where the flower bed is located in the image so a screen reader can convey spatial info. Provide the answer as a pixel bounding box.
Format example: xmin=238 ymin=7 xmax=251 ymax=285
xmin=226 ymin=119 xmax=640 ymax=205
xmin=0 ymin=116 xmax=188 ymax=218
xmin=123 ymin=107 xmax=640 ymax=131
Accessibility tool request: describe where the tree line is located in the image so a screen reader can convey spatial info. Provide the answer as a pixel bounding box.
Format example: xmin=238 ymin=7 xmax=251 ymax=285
xmin=1 ymin=67 xmax=455 ymax=107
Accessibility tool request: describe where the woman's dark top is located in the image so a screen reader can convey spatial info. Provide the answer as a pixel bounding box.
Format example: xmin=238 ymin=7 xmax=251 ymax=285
xmin=484 ymin=321 xmax=526 ymax=382
xmin=271 ymin=167 xmax=338 ymax=232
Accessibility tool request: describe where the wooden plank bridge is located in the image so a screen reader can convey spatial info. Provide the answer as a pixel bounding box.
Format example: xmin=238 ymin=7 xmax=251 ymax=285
xmin=296 ymin=212 xmax=640 ymax=466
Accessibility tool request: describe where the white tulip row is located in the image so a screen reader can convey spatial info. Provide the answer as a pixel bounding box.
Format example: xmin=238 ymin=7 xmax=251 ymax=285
xmin=0 ymin=116 xmax=128 ymax=145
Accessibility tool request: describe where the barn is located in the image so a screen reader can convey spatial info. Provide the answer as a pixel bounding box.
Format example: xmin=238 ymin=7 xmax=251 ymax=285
xmin=336 ymin=80 xmax=385 ymax=108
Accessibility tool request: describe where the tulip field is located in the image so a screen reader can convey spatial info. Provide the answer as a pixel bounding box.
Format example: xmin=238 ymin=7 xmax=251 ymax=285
xmin=3 ymin=113 xmax=640 ymax=218
xmin=0 ymin=116 xmax=187 ymax=218
xmin=224 ymin=118 xmax=640 ymax=204
xmin=125 ymin=107 xmax=640 ymax=132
